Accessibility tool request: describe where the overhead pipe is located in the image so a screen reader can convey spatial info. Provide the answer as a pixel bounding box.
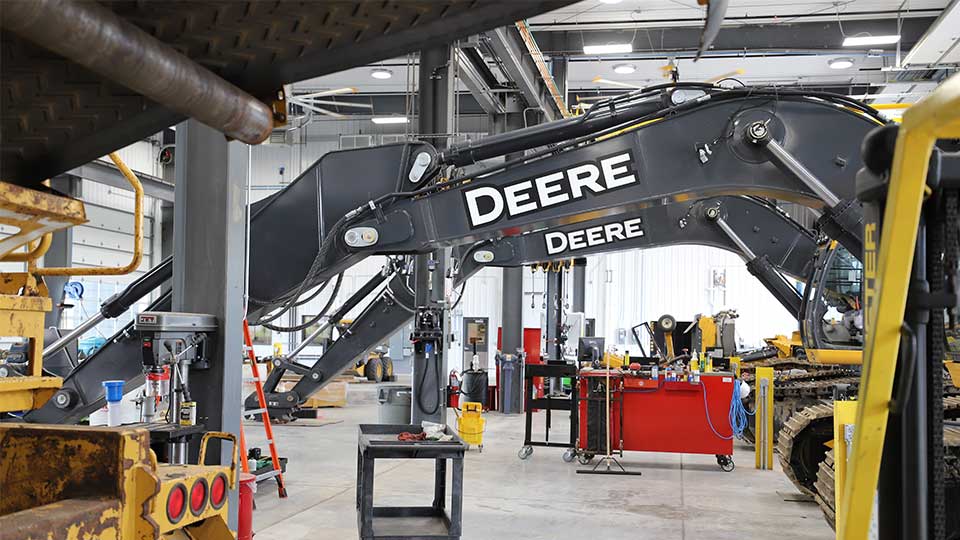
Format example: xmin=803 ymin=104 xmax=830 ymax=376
xmin=0 ymin=0 xmax=274 ymax=144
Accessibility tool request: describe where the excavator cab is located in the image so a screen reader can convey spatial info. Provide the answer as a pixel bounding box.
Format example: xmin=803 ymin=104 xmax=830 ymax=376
xmin=800 ymin=241 xmax=864 ymax=364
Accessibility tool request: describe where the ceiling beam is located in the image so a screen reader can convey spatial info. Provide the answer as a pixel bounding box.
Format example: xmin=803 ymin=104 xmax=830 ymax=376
xmin=69 ymin=160 xmax=174 ymax=203
xmin=455 ymin=47 xmax=507 ymax=115
xmin=483 ymin=26 xmax=565 ymax=121
xmin=533 ymin=18 xmax=935 ymax=56
xmin=902 ymin=0 xmax=960 ymax=66
xmin=529 ymin=8 xmax=942 ymax=31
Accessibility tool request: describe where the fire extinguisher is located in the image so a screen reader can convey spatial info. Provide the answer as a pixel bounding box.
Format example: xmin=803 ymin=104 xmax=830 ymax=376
xmin=448 ymin=370 xmax=460 ymax=408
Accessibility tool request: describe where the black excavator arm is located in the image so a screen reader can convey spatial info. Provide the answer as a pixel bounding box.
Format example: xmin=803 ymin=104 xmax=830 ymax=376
xmin=457 ymin=195 xmax=814 ymax=317
xmin=30 ymin=85 xmax=888 ymax=423
xmin=32 ymin=192 xmax=816 ymax=423
xmin=246 ymin=86 xmax=880 ymax=319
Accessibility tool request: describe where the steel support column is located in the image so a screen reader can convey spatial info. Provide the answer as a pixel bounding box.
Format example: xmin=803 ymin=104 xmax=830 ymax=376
xmin=545 ymin=270 xmax=564 ymax=362
xmin=572 ymin=257 xmax=585 ymax=313
xmin=44 ymin=176 xmax=79 ymax=329
xmin=172 ymin=119 xmax=247 ymax=526
xmin=412 ymin=45 xmax=454 ymax=425
xmin=494 ymin=111 xmax=527 ymax=359
xmin=552 ymin=55 xmax=568 ymax=111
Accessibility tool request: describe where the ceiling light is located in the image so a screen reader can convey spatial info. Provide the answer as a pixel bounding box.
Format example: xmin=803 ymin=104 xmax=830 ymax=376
xmin=599 ymin=0 xmax=623 ymax=4
xmin=612 ymin=63 xmax=636 ymax=74
xmin=842 ymin=35 xmax=900 ymax=47
xmin=371 ymin=116 xmax=409 ymax=125
xmin=583 ymin=43 xmax=633 ymax=55
xmin=370 ymin=68 xmax=393 ymax=80
xmin=828 ymin=57 xmax=854 ymax=70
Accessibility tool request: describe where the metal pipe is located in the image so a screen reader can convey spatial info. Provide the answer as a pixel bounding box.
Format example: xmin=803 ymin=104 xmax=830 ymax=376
xmin=288 ymin=320 xmax=334 ymax=360
xmin=713 ymin=217 xmax=758 ymax=260
xmin=438 ymin=98 xmax=665 ymax=166
xmin=3 ymin=233 xmax=52 ymax=263
xmin=36 ymin=153 xmax=143 ymax=276
xmin=43 ymin=310 xmax=106 ymax=358
xmin=763 ymin=139 xmax=842 ymax=208
xmin=0 ymin=0 xmax=273 ymax=144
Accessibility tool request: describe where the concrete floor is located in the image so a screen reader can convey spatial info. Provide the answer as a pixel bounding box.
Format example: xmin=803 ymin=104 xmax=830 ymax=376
xmin=245 ymin=383 xmax=833 ymax=540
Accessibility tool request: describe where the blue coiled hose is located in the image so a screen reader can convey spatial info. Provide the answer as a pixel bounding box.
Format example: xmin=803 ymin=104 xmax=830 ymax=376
xmin=702 ymin=379 xmax=754 ymax=440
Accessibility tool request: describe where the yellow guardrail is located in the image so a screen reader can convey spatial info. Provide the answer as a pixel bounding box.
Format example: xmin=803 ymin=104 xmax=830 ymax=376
xmin=34 ymin=152 xmax=143 ymax=277
xmin=838 ymin=72 xmax=960 ymax=540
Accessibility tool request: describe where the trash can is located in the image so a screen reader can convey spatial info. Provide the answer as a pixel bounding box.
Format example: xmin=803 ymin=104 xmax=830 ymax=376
xmin=497 ymin=354 xmax=524 ymax=414
xmin=377 ymin=385 xmax=412 ymax=424
xmin=460 ymin=369 xmax=488 ymax=408
xmin=238 ymin=473 xmax=256 ymax=540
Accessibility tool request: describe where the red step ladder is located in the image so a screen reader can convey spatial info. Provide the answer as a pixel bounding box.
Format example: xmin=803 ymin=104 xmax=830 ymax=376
xmin=239 ymin=318 xmax=288 ymax=498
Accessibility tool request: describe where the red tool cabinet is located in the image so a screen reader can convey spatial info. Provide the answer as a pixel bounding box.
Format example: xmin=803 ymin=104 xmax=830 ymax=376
xmin=577 ymin=370 xmax=735 ymax=468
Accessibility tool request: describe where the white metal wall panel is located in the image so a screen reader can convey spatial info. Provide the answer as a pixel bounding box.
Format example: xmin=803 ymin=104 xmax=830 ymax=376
xmin=449 ymin=266 xmax=502 ymax=371
xmin=583 ymin=246 xmax=800 ymax=353
xmin=109 ymin=140 xmax=159 ymax=177
xmin=81 ymin=181 xmax=157 ymax=217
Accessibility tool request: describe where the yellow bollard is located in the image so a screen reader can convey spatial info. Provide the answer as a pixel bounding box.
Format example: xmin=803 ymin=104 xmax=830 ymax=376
xmin=457 ymin=402 xmax=485 ymax=452
xmin=755 ymin=367 xmax=774 ymax=469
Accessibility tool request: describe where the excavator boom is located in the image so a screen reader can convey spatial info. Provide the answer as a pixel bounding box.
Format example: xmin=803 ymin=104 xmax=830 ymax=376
xmin=29 ymin=85 xmax=893 ymax=423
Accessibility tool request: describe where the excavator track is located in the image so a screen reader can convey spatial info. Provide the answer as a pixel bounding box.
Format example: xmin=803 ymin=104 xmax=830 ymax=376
xmin=776 ymin=401 xmax=835 ymax=496
xmin=815 ymin=449 xmax=836 ymax=530
xmin=815 ymin=417 xmax=960 ymax=532
xmin=784 ymin=395 xmax=960 ymax=502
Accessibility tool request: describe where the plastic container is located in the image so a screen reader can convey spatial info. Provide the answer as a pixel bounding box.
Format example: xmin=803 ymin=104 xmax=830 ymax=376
xmin=238 ymin=473 xmax=256 ymax=540
xmin=377 ymin=385 xmax=412 ymax=424
xmin=102 ymin=380 xmax=125 ymax=427
xmin=456 ymin=402 xmax=485 ymax=451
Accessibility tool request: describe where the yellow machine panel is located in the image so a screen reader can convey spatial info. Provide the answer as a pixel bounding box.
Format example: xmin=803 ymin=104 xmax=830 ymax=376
xmin=0 ymin=424 xmax=235 ymax=540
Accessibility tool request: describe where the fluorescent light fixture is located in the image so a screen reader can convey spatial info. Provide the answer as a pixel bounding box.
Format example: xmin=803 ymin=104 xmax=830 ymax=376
xmin=842 ymin=35 xmax=900 ymax=47
xmin=371 ymin=116 xmax=409 ymax=124
xmin=612 ymin=63 xmax=636 ymax=74
xmin=828 ymin=57 xmax=854 ymax=69
xmin=599 ymin=0 xmax=623 ymax=4
xmin=583 ymin=43 xmax=632 ymax=55
xmin=371 ymin=68 xmax=393 ymax=80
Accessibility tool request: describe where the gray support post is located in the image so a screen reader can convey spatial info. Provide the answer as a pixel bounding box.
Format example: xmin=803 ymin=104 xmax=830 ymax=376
xmin=497 ymin=114 xmax=527 ymax=364
xmin=159 ymin=201 xmax=174 ymax=296
xmin=172 ymin=119 xmax=247 ymax=526
xmin=544 ymin=270 xmax=563 ymax=362
xmin=44 ymin=176 xmax=79 ymax=328
xmin=572 ymin=258 xmax=585 ymax=313
xmin=412 ymin=44 xmax=454 ymax=425
xmin=552 ymin=55 xmax=568 ymax=111
xmin=496 ymin=111 xmax=528 ymax=358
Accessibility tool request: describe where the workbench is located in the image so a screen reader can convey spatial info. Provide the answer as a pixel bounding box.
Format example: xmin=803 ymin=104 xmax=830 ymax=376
xmin=357 ymin=424 xmax=467 ymax=540
xmin=577 ymin=370 xmax=736 ymax=470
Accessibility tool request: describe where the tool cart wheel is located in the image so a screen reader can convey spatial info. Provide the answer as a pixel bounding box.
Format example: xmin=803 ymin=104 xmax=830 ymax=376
xmin=518 ymin=445 xmax=533 ymax=460
xmin=479 ymin=444 xmax=483 ymax=453
xmin=561 ymin=448 xmax=576 ymax=463
xmin=716 ymin=455 xmax=735 ymax=472
xmin=577 ymin=453 xmax=595 ymax=465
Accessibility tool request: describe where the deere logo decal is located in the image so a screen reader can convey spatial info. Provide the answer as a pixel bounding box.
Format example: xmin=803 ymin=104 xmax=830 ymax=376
xmin=462 ymin=151 xmax=638 ymax=228
xmin=545 ymin=218 xmax=645 ymax=255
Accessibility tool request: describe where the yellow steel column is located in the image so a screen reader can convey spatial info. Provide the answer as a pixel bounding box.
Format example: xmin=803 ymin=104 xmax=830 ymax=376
xmin=833 ymin=400 xmax=858 ymax=538
xmin=755 ymin=366 xmax=774 ymax=469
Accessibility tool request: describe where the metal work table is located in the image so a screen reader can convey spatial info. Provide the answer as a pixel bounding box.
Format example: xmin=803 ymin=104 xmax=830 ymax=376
xmin=357 ymin=424 xmax=467 ymax=540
